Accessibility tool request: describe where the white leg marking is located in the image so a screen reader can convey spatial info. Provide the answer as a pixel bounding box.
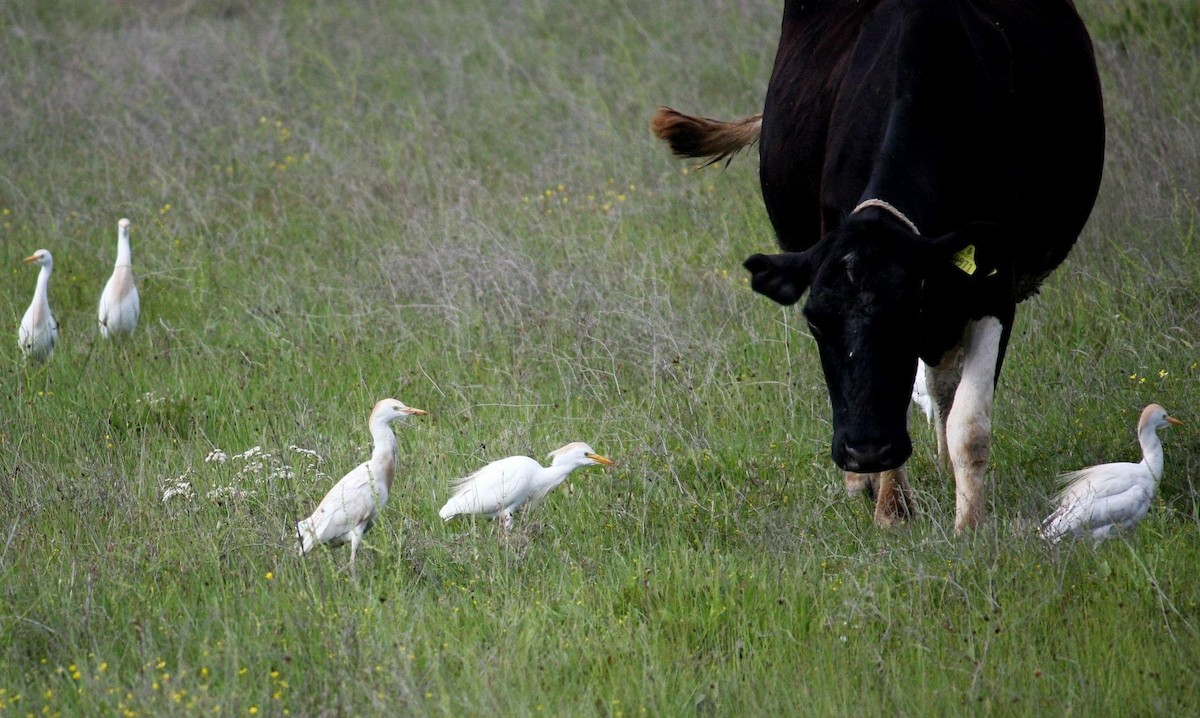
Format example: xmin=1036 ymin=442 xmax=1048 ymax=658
xmin=946 ymin=317 xmax=1003 ymax=532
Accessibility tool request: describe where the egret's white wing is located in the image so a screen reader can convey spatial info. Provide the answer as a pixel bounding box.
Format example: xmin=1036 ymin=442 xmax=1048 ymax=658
xmin=125 ymin=284 xmax=140 ymax=328
xmin=1053 ymin=462 xmax=1151 ymax=511
xmin=302 ymin=462 xmax=385 ymax=546
xmin=440 ymin=455 xmax=540 ymax=519
xmin=1042 ymin=480 xmax=1152 ymax=541
xmin=19 ymin=305 xmax=56 ymax=361
xmin=18 ymin=319 xmax=32 ymax=352
xmin=1079 ymin=486 xmax=1153 ymax=531
xmin=99 ymin=269 xmax=139 ymax=337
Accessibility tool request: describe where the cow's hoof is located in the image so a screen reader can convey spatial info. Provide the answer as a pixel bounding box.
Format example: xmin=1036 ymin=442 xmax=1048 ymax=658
xmin=953 ymin=512 xmax=981 ymax=535
xmin=874 ymin=494 xmax=916 ymax=527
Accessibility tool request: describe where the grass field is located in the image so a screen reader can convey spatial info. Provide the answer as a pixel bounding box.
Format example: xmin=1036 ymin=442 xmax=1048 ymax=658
xmin=2 ymin=0 xmax=1199 ymax=715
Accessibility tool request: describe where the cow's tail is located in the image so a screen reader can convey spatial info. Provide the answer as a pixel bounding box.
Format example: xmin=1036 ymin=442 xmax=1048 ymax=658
xmin=650 ymin=107 xmax=762 ymax=165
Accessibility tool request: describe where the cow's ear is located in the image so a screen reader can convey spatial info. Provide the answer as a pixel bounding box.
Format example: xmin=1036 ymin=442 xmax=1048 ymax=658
xmin=743 ymin=251 xmax=811 ymax=306
xmin=928 ymin=222 xmax=1008 ymax=277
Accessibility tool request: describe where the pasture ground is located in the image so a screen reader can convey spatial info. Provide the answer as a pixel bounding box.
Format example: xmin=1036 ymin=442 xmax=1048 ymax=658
xmin=2 ymin=1 xmax=1199 ymax=715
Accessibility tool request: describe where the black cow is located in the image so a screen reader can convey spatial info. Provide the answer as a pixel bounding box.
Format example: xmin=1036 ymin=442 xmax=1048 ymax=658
xmin=653 ymin=0 xmax=1104 ymax=531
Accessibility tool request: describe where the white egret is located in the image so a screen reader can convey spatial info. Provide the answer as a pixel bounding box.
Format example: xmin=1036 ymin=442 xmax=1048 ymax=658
xmin=911 ymin=359 xmax=934 ymax=422
xmin=18 ymin=249 xmax=57 ymax=363
xmin=1040 ymin=403 xmax=1182 ymax=542
xmin=438 ymin=442 xmax=615 ymax=530
xmin=296 ymin=399 xmax=427 ymax=567
xmin=98 ymin=218 xmax=140 ymax=338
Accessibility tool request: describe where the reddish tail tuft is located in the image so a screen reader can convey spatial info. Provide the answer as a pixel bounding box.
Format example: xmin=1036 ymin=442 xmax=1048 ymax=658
xmin=650 ymin=107 xmax=763 ymax=165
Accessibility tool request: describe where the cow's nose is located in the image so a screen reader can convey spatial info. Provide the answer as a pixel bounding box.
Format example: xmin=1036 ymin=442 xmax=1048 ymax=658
xmin=841 ymin=440 xmax=908 ymax=473
xmin=844 ymin=443 xmax=890 ymax=468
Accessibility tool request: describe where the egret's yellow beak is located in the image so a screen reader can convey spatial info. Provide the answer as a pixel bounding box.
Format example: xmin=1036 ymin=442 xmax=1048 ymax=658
xmin=403 ymin=408 xmax=428 ymax=416
xmin=1167 ymin=416 xmax=1183 ymax=427
xmin=23 ymin=255 xmax=37 ymax=263
xmin=586 ymin=453 xmax=615 ymax=467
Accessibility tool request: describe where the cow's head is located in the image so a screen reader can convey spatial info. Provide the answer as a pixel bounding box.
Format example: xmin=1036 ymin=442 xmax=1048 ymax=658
xmin=744 ymin=218 xmax=1002 ymax=473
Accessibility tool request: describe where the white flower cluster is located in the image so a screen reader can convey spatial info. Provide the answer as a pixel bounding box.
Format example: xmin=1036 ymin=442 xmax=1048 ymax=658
xmin=205 ymin=485 xmax=253 ymax=502
xmin=164 ymin=441 xmax=326 ymax=513
xmin=230 ymin=446 xmax=296 ymax=481
xmin=137 ymin=391 xmax=169 ymax=406
xmin=164 ymin=443 xmax=323 ymax=514
xmin=144 ymin=391 xmax=169 ymax=405
xmin=289 ymin=445 xmax=323 ymax=463
xmin=234 ymin=446 xmax=264 ymax=461
xmin=236 ymin=458 xmax=267 ymax=479
xmin=161 ymin=471 xmax=196 ymax=503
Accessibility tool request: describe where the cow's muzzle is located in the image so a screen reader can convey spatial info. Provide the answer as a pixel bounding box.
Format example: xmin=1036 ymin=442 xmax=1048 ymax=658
xmin=837 ymin=436 xmax=911 ymax=473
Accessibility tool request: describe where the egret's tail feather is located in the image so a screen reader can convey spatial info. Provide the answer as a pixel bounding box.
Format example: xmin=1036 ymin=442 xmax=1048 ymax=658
xmin=1039 ymin=509 xmax=1069 ymax=543
xmin=296 ymin=519 xmax=315 ymax=555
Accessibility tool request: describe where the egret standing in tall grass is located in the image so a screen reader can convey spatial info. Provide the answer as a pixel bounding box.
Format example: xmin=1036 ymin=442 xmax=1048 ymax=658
xmin=98 ymin=218 xmax=139 ymax=338
xmin=911 ymin=359 xmax=934 ymax=423
xmin=18 ymin=249 xmax=57 ymax=363
xmin=1041 ymin=403 xmax=1182 ymax=542
xmin=438 ymin=442 xmax=615 ymax=530
xmin=297 ymin=399 xmax=427 ymax=570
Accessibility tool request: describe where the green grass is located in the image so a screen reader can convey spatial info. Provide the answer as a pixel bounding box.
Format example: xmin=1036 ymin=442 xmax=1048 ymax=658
xmin=2 ymin=0 xmax=1200 ymax=715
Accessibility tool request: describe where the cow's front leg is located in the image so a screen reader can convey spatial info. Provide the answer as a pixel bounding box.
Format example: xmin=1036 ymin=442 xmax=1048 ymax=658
xmin=946 ymin=317 xmax=1003 ymax=532
xmin=874 ymin=466 xmax=915 ymax=526
xmin=844 ymin=468 xmax=916 ymax=525
xmin=844 ymin=470 xmax=876 ymax=497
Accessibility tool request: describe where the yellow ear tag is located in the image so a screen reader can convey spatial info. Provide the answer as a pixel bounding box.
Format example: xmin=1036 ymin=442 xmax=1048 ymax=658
xmin=952 ymin=244 xmax=978 ymax=275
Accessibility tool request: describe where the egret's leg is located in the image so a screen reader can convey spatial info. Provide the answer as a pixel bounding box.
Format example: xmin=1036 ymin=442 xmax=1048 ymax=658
xmin=946 ymin=317 xmax=1002 ymax=533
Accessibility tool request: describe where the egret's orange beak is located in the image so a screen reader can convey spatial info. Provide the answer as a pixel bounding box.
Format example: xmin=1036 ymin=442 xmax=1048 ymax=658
xmin=403 ymin=407 xmax=427 ymax=416
xmin=1167 ymin=416 xmax=1183 ymax=427
xmin=23 ymin=255 xmax=37 ymax=263
xmin=586 ymin=453 xmax=615 ymax=467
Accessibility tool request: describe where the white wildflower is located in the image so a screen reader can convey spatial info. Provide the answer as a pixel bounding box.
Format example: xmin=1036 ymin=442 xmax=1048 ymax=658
xmin=205 ymin=486 xmax=253 ymax=502
xmin=205 ymin=449 xmax=228 ymax=463
xmin=289 ymin=445 xmax=323 ymax=463
xmin=237 ymin=460 xmax=265 ymax=477
xmin=234 ymin=446 xmax=264 ymax=461
xmin=161 ymin=475 xmax=196 ymax=503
